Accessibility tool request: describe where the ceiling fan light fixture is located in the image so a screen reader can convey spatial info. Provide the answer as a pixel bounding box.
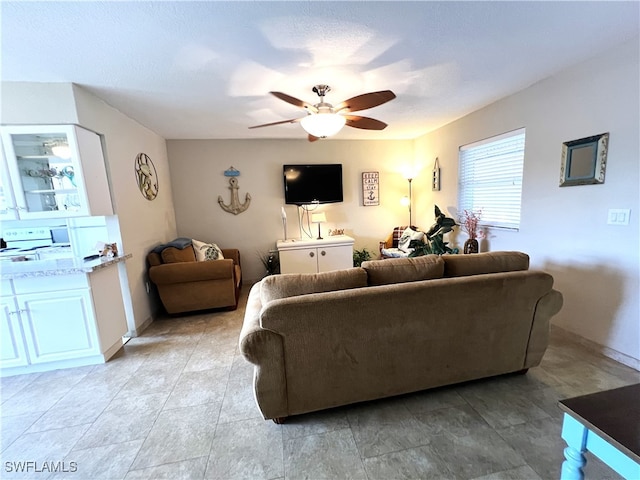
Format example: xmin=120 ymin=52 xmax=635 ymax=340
xmin=250 ymin=86 xmax=395 ymax=141
xmin=300 ymin=113 xmax=346 ymax=138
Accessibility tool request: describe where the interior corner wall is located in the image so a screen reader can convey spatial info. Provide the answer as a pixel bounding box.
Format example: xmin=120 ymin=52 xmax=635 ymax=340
xmin=72 ymin=84 xmax=178 ymax=333
xmin=166 ymin=139 xmax=413 ymax=283
xmin=414 ymin=37 xmax=640 ymax=368
xmin=1 ymin=81 xmax=177 ymax=333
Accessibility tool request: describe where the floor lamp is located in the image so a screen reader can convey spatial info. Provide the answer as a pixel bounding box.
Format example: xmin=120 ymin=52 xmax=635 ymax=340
xmin=400 ymin=177 xmax=413 ymax=227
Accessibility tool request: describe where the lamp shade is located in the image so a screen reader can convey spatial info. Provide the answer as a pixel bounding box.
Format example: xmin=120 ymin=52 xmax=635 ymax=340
xmin=311 ymin=212 xmax=327 ymax=223
xmin=301 ymin=114 xmax=346 ymax=138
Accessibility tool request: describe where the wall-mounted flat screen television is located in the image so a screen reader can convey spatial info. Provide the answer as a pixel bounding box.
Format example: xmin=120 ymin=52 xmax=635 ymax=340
xmin=283 ymin=164 xmax=343 ymax=205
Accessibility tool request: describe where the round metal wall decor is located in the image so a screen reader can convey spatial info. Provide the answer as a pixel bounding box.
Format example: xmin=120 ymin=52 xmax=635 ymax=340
xmin=134 ymin=153 xmax=158 ymax=200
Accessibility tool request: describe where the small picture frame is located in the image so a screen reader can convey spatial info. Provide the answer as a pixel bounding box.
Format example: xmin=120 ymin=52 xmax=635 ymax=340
xmin=362 ymin=171 xmax=379 ymax=206
xmin=432 ymin=157 xmax=441 ymax=191
xmin=560 ymin=133 xmax=609 ymax=187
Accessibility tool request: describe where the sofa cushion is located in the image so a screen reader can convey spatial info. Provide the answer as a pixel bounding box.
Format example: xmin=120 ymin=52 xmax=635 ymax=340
xmin=362 ymin=255 xmax=444 ymax=286
xmin=260 ymin=268 xmax=368 ymax=304
xmin=442 ymin=251 xmax=529 ymax=277
xmin=192 ymin=239 xmax=225 ymax=261
xmin=161 ymin=246 xmax=197 ymax=263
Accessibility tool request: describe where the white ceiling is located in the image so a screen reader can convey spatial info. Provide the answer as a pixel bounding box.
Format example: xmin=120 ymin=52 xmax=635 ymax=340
xmin=2 ymin=1 xmax=638 ymax=140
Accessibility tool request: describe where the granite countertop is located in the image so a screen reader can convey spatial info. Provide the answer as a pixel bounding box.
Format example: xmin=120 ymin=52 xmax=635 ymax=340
xmin=1 ymin=254 xmax=133 ymax=279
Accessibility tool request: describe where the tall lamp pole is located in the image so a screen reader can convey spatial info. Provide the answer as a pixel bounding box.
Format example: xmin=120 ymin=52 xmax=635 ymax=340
xmin=408 ymin=177 xmax=413 ymax=227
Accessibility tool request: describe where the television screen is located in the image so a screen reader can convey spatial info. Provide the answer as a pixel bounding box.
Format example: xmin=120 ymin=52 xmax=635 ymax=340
xmin=283 ymin=164 xmax=343 ymax=205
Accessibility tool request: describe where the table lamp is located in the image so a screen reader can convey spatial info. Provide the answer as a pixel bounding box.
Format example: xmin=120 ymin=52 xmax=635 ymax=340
xmin=311 ymin=212 xmax=327 ymax=240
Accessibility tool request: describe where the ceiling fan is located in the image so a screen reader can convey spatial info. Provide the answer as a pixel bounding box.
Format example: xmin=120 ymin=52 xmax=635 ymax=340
xmin=249 ymin=85 xmax=396 ymax=142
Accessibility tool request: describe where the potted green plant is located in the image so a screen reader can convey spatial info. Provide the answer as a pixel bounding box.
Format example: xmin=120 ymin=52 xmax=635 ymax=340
xmin=353 ymin=247 xmax=372 ymax=267
xmin=409 ymin=205 xmax=459 ymax=256
xmin=259 ymin=250 xmax=280 ymax=276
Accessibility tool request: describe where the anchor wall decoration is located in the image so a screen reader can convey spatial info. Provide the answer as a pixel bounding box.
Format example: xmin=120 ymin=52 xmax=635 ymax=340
xmin=218 ymin=167 xmax=251 ymax=215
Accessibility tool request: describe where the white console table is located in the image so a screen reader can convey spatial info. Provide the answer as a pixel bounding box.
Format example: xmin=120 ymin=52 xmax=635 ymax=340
xmin=277 ymin=235 xmax=355 ymax=274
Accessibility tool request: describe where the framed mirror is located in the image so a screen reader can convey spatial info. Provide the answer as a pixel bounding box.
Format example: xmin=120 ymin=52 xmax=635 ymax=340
xmin=559 ymin=132 xmax=609 ymax=187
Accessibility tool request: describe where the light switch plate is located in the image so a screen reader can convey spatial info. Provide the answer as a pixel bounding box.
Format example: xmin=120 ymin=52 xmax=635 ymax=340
xmin=607 ymin=209 xmax=631 ymax=225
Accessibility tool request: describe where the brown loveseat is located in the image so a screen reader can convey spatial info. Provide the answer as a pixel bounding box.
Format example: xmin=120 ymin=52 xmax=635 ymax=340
xmin=239 ymin=251 xmax=563 ymax=423
xmin=147 ymin=238 xmax=242 ymax=314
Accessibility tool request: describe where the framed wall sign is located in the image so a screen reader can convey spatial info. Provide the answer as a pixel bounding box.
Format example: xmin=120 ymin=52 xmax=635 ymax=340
xmin=432 ymin=157 xmax=441 ymax=191
xmin=362 ymin=171 xmax=379 ymax=206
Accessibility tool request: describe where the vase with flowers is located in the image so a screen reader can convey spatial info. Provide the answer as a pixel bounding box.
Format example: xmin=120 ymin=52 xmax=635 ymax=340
xmin=459 ymin=209 xmax=482 ymax=254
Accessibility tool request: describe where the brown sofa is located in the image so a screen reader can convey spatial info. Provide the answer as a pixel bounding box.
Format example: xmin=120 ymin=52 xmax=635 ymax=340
xmin=239 ymin=251 xmax=563 ymax=423
xmin=147 ymin=239 xmax=242 ymax=314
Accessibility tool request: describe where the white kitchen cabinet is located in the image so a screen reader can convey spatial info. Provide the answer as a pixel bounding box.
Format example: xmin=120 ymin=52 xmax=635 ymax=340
xmin=18 ymin=289 xmax=99 ymax=364
xmin=0 ymin=265 xmax=128 ymax=376
xmin=277 ymin=235 xmax=355 ymax=274
xmin=0 ymin=297 xmax=29 ymax=368
xmin=0 ymin=125 xmax=113 ymax=219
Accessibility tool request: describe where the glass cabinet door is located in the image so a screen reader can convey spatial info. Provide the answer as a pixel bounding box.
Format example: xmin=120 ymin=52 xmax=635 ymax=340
xmin=0 ymin=139 xmax=18 ymax=219
xmin=1 ymin=126 xmax=87 ymax=218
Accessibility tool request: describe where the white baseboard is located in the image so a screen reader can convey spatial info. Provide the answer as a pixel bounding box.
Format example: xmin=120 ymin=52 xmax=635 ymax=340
xmin=551 ymin=325 xmax=640 ymax=371
xmin=127 ymin=315 xmax=154 ymax=338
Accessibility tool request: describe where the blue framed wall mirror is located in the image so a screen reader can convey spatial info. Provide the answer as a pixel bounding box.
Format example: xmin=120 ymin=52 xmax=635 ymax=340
xmin=559 ymin=132 xmax=609 ymax=187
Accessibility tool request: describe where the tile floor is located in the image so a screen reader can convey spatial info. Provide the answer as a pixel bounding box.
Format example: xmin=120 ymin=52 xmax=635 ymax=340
xmin=1 ymin=287 xmax=639 ymax=480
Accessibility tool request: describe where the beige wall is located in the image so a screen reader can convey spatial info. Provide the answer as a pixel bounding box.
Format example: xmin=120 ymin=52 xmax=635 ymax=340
xmin=4 ymin=36 xmax=637 ymax=367
xmin=72 ymin=85 xmax=177 ymax=333
xmin=166 ymin=139 xmax=414 ymax=282
xmin=415 ymin=37 xmax=639 ymax=367
xmin=1 ymin=82 xmax=177 ymax=334
xmin=167 ymin=38 xmax=638 ymax=367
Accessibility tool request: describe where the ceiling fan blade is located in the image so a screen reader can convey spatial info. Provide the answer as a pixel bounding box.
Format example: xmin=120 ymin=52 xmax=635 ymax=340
xmin=308 ymin=134 xmax=320 ymax=142
xmin=270 ymin=92 xmax=317 ymax=111
xmin=248 ymin=117 xmax=304 ymax=129
xmin=335 ymin=90 xmax=396 ymax=113
xmin=344 ymin=115 xmax=388 ymax=130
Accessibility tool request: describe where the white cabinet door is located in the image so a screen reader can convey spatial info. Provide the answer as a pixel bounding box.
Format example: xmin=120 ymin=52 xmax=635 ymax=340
xmin=0 ymin=297 xmax=29 ymax=368
xmin=17 ymin=289 xmax=100 ymax=364
xmin=0 ymin=138 xmax=18 ymax=220
xmin=277 ymin=236 xmax=355 ymax=274
xmin=317 ymin=245 xmax=353 ymax=272
xmin=0 ymin=125 xmax=112 ymax=219
xmin=279 ymin=247 xmax=318 ymax=274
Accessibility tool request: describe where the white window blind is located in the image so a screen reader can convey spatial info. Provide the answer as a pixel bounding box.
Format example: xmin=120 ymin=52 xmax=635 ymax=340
xmin=458 ymin=128 xmax=525 ymax=230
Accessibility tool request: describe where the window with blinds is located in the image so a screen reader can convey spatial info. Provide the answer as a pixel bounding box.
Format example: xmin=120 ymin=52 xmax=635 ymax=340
xmin=458 ymin=128 xmax=525 ymax=230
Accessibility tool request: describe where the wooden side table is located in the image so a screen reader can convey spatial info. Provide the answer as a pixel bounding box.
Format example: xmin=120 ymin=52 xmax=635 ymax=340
xmin=559 ymin=383 xmax=640 ymax=480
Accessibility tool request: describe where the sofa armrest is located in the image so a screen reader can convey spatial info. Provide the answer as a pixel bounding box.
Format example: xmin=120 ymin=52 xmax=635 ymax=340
xmin=239 ymin=288 xmax=281 ymax=364
xmin=379 ymin=233 xmax=393 ymax=253
xmin=149 ymin=259 xmax=235 ymax=285
xmin=239 ymin=283 xmax=288 ymax=419
xmin=222 ymin=249 xmax=241 ymax=266
xmin=524 ymin=288 xmax=563 ymax=368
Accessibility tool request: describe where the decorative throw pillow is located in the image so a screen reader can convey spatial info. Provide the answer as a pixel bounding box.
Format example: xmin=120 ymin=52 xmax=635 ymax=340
xmin=397 ymin=227 xmax=425 ymax=253
xmin=192 ymin=239 xmax=225 ymax=261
